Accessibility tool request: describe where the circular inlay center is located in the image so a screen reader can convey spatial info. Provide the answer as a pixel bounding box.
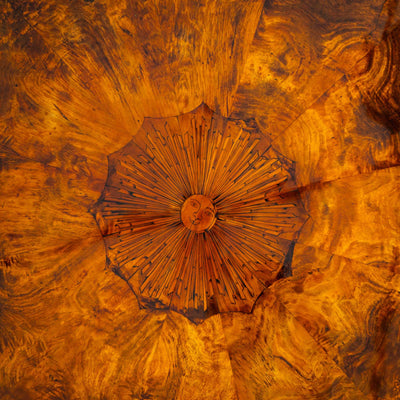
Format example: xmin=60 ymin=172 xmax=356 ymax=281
xmin=181 ymin=194 xmax=216 ymax=233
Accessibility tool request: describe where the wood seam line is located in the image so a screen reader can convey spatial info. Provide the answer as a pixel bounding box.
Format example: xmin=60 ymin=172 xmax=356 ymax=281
xmin=279 ymin=240 xmax=399 ymax=295
xmin=267 ymin=10 xmax=391 ymax=143
xmin=225 ymin=0 xmax=266 ymax=117
xmin=273 ymin=292 xmax=389 ymax=397
xmin=136 ymin=3 xmax=181 ymax=115
xmin=268 ymin=72 xmax=347 ymax=145
xmin=4 ymin=6 xmax=97 ymax=138
xmin=212 ymin=314 xmax=242 ymax=400
xmin=277 ymin=163 xmax=400 ymax=200
xmin=11 ymin=3 xmax=139 ymax=127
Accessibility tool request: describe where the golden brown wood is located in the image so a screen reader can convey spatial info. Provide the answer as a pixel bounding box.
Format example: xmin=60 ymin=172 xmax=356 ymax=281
xmin=181 ymin=195 xmax=216 ymax=233
xmin=0 ymin=0 xmax=399 ymax=398
xmin=92 ymin=104 xmax=306 ymax=321
xmin=358 ymin=21 xmax=400 ymax=134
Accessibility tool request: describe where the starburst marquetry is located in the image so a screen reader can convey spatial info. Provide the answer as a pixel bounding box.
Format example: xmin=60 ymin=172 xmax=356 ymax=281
xmin=92 ymin=104 xmax=307 ymax=321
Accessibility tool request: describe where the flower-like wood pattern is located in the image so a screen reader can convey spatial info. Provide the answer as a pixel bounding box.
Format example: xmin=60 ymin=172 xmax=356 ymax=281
xmin=92 ymin=104 xmax=307 ymax=320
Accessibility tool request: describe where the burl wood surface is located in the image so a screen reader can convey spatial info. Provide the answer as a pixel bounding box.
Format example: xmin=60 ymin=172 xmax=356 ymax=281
xmin=1 ymin=0 xmax=399 ymax=399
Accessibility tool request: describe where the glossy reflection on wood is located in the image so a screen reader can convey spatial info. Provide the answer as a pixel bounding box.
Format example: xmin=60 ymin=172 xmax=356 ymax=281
xmin=1 ymin=0 xmax=399 ymax=398
xmin=360 ymin=22 xmax=400 ymax=133
xmin=92 ymin=105 xmax=307 ymax=321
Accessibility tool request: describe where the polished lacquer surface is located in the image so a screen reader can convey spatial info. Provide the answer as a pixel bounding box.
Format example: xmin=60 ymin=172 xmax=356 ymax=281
xmin=1 ymin=0 xmax=400 ymax=399
xmin=92 ymin=104 xmax=306 ymax=321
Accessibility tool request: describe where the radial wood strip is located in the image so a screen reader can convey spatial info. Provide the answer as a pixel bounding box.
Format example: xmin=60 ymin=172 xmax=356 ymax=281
xmin=93 ymin=104 xmax=307 ymax=321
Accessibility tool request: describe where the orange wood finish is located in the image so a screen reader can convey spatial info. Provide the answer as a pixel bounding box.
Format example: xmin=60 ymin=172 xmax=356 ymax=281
xmin=92 ymin=105 xmax=307 ymax=320
xmin=181 ymin=195 xmax=216 ymax=233
xmin=1 ymin=0 xmax=400 ymax=399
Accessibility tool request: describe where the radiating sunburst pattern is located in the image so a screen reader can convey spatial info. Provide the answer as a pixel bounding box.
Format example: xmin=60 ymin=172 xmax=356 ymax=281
xmin=93 ymin=104 xmax=307 ymax=320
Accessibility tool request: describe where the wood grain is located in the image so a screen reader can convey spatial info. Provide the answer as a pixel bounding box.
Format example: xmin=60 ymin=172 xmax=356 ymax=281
xmin=230 ymin=0 xmax=388 ymax=137
xmin=0 ymin=0 xmax=399 ymax=398
xmin=296 ymin=167 xmax=400 ymax=268
xmin=273 ymin=248 xmax=400 ymax=399
xmin=358 ymin=21 xmax=400 ymax=133
xmin=92 ymin=104 xmax=307 ymax=321
xmin=220 ymin=290 xmax=370 ymax=400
